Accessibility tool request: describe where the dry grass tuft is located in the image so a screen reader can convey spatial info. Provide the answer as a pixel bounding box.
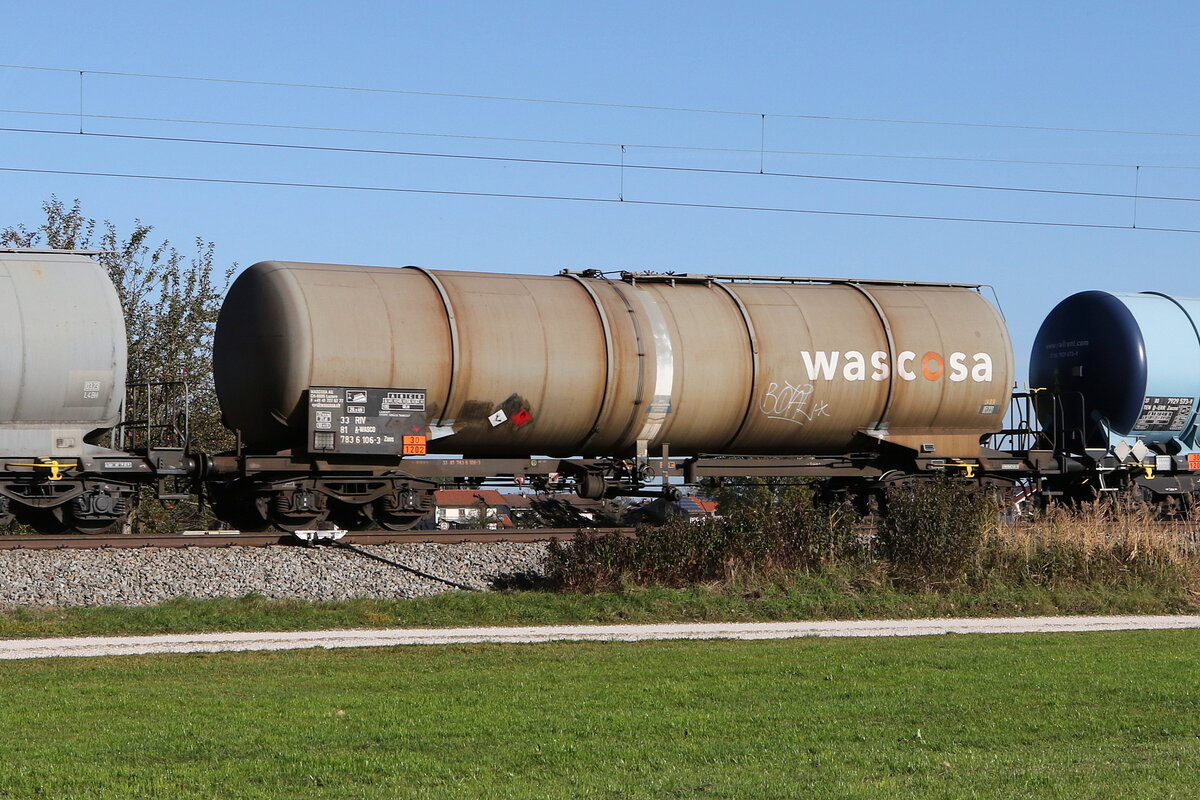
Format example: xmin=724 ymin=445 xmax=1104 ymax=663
xmin=983 ymin=499 xmax=1200 ymax=589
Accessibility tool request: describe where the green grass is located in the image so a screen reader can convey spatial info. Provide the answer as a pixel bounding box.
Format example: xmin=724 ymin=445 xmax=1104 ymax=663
xmin=0 ymin=572 xmax=1195 ymax=639
xmin=0 ymin=631 xmax=1197 ymax=798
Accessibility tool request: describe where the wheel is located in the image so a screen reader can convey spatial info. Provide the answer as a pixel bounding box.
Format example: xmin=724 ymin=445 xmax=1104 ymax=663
xmin=270 ymin=509 xmax=332 ymax=532
xmin=68 ymin=517 xmax=121 ymax=535
xmin=374 ymin=510 xmax=430 ymax=531
xmin=15 ymin=505 xmax=71 ymax=534
xmin=373 ymin=487 xmax=435 ymax=530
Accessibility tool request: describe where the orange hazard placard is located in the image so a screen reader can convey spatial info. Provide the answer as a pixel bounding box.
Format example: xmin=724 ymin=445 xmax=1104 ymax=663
xmin=1189 ymin=453 xmax=1200 ymax=471
xmin=402 ymin=435 xmax=427 ymax=455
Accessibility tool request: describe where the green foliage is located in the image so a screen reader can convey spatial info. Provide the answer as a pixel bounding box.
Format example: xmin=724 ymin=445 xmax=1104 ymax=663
xmin=547 ymin=480 xmax=859 ymax=591
xmin=1 ymin=197 xmax=235 ymax=532
xmin=876 ymin=477 xmax=997 ymax=589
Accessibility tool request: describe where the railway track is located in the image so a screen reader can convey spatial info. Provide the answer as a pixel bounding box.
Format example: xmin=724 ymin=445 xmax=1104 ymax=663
xmin=0 ymin=527 xmax=636 ymax=550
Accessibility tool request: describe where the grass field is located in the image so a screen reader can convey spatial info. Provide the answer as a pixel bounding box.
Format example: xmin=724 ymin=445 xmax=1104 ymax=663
xmin=0 ymin=630 xmax=1196 ymax=798
xmin=0 ymin=573 xmax=1194 ymax=640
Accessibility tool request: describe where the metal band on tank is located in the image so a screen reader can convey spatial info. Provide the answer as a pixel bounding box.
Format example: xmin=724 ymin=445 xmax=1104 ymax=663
xmin=711 ymin=281 xmax=760 ymax=451
xmin=600 ymin=278 xmax=649 ymax=450
xmin=1142 ymin=292 xmax=1200 ymax=349
xmin=404 ymin=267 xmax=460 ymax=427
xmin=560 ymin=273 xmax=616 ymax=453
xmin=846 ymin=283 xmax=898 ymax=431
xmin=630 ymin=287 xmax=676 ymax=446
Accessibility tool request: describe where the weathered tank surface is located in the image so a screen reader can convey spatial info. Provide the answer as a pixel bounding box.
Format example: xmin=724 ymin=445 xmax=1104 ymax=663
xmin=0 ymin=250 xmax=127 ymax=457
xmin=215 ymin=262 xmax=1013 ymax=458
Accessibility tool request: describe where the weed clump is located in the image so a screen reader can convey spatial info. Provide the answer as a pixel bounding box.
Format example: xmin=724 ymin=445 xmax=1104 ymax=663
xmin=546 ymin=481 xmax=858 ymax=592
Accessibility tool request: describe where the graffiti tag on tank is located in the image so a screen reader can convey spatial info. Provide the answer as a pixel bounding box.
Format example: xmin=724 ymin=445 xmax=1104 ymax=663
xmin=760 ymin=381 xmax=832 ymax=426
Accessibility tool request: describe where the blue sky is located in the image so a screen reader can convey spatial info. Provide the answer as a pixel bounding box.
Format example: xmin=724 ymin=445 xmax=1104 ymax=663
xmin=2 ymin=1 xmax=1198 ymax=381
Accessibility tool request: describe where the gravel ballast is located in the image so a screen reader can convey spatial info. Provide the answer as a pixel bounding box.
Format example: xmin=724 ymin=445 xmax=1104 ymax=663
xmin=0 ymin=542 xmax=551 ymax=607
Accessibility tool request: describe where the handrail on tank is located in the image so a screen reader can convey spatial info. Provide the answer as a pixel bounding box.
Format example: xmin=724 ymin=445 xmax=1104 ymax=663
xmin=989 ymin=391 xmax=1042 ymax=453
xmin=0 ymin=248 xmax=112 ymax=255
xmin=1012 ymin=389 xmax=1093 ymax=459
xmin=558 ymin=269 xmax=983 ymax=290
xmin=1049 ymin=390 xmax=1090 ymax=459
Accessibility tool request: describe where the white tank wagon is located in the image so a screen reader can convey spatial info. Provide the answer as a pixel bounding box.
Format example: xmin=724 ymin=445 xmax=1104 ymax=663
xmin=0 ymin=250 xmax=144 ymax=531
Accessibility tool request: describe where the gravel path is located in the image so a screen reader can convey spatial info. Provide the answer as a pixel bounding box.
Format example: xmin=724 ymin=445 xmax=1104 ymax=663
xmin=0 ymin=542 xmax=550 ymax=606
xmin=2 ymin=616 xmax=1198 ymax=660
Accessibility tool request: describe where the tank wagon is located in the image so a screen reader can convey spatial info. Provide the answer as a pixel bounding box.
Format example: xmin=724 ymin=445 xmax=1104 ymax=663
xmin=0 ymin=250 xmax=196 ymax=532
xmin=1030 ymin=290 xmax=1200 ymax=509
xmin=208 ymin=261 xmax=1015 ymax=529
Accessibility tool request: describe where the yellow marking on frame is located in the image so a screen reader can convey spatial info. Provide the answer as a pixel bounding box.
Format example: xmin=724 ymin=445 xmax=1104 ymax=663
xmin=7 ymin=460 xmax=74 ymax=480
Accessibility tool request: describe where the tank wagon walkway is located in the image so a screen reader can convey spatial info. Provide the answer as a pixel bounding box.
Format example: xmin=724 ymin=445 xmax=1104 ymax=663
xmin=2 ymin=616 xmax=1199 ymax=660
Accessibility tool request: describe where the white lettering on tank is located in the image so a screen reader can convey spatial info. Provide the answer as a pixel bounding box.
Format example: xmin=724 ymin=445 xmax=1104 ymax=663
xmin=801 ymin=351 xmax=839 ymax=381
xmin=948 ymin=352 xmax=968 ymax=382
xmin=793 ymin=350 xmax=997 ymax=383
xmin=842 ymin=351 xmax=866 ymax=381
xmin=972 ymin=353 xmax=994 ymax=382
xmin=870 ymin=350 xmax=890 ymax=381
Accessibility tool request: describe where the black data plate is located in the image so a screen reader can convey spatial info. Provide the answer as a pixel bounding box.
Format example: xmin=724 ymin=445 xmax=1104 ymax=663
xmin=307 ymin=386 xmax=427 ymax=455
xmin=1134 ymin=396 xmax=1194 ymax=432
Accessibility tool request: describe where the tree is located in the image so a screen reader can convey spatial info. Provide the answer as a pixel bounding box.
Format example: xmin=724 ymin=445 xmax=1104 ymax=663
xmin=1 ymin=197 xmax=235 ymax=531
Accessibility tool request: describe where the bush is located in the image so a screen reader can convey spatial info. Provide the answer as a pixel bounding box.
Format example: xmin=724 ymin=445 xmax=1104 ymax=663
xmin=876 ymin=477 xmax=997 ymax=589
xmin=546 ymin=481 xmax=859 ymax=592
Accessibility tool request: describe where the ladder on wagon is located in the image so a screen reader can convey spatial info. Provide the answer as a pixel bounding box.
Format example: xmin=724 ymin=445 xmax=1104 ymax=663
xmin=115 ymin=376 xmax=193 ymax=501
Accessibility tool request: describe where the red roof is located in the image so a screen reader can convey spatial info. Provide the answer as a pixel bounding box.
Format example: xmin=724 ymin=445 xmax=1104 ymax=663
xmin=434 ymin=489 xmax=511 ymax=508
xmin=433 ymin=489 xmax=516 ymax=527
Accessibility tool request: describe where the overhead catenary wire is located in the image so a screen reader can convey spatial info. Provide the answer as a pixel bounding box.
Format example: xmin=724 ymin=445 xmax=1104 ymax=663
xmin=4 ymin=64 xmax=1197 ymax=234
xmin=6 ymin=63 xmax=1200 ymax=139
xmin=4 ymin=125 xmax=1198 ymax=204
xmin=5 ymin=106 xmax=1196 ymax=172
xmin=3 ymin=164 xmax=1198 ymax=234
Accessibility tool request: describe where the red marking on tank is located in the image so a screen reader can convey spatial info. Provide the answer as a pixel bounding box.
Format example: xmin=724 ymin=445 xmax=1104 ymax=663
xmin=512 ymin=409 xmax=532 ymax=427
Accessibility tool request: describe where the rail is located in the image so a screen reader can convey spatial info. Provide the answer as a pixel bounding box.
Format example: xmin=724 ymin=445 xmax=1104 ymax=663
xmin=0 ymin=528 xmax=636 ymax=550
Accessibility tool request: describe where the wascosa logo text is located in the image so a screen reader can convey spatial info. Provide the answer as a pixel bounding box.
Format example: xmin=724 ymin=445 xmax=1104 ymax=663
xmin=800 ymin=351 xmax=995 ymax=383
